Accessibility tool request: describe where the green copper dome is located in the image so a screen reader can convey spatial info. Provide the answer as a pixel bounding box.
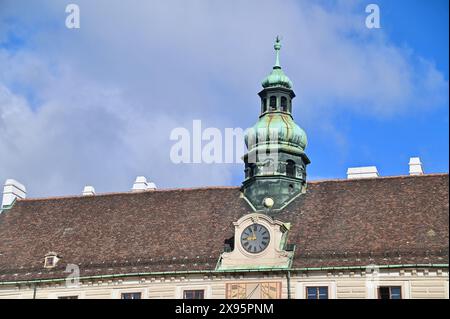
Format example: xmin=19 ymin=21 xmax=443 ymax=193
xmin=245 ymin=113 xmax=308 ymax=152
xmin=261 ymin=36 xmax=293 ymax=89
xmin=261 ymin=68 xmax=293 ymax=89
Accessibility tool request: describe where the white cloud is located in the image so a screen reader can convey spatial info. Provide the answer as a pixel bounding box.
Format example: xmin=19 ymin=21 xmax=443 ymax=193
xmin=0 ymin=0 xmax=447 ymax=196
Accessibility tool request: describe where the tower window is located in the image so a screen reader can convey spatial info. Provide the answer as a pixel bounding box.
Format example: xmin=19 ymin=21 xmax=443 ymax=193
xmin=269 ymin=96 xmax=277 ymax=110
xmin=250 ymin=164 xmax=256 ymax=177
xmin=288 ymin=184 xmax=294 ymax=193
xmin=262 ymin=98 xmax=267 ymax=113
xmin=286 ymin=160 xmax=296 ymax=177
xmin=281 ymin=97 xmax=288 ymax=112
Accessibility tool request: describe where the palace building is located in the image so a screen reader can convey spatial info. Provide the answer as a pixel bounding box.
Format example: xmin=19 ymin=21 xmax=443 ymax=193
xmin=0 ymin=39 xmax=448 ymax=299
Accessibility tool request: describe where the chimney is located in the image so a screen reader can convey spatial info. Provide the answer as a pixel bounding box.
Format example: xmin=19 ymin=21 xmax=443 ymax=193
xmin=409 ymin=157 xmax=424 ymax=175
xmin=82 ymin=185 xmax=96 ymax=196
xmin=2 ymin=179 xmax=27 ymax=209
xmin=132 ymin=176 xmax=157 ymax=192
xmin=147 ymin=181 xmax=157 ymax=190
xmin=347 ymin=166 xmax=379 ymax=179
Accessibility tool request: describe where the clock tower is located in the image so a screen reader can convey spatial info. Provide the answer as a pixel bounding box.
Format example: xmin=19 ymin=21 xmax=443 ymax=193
xmin=242 ymin=37 xmax=310 ymax=212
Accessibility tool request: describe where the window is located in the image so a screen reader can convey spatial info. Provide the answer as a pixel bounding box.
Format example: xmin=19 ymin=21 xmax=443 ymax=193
xmin=262 ymin=98 xmax=267 ymax=113
xmin=58 ymin=296 xmax=78 ymax=299
xmin=249 ymin=164 xmax=257 ymax=177
xmin=288 ymin=184 xmax=294 ymax=193
xmin=44 ymin=252 xmax=59 ymax=268
xmin=286 ymin=160 xmax=296 ymax=177
xmin=183 ymin=290 xmax=205 ymax=299
xmin=306 ymin=287 xmax=328 ymax=299
xmin=378 ymin=286 xmax=402 ymax=299
xmin=46 ymin=257 xmax=55 ymax=267
xmin=280 ymin=97 xmax=288 ymax=111
xmin=269 ymin=96 xmax=277 ymax=110
xmin=121 ymin=292 xmax=142 ymax=299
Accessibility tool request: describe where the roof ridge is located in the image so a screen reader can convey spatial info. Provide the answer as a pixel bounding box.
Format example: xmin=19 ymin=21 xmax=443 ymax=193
xmin=18 ymin=186 xmax=241 ymax=202
xmin=16 ymin=173 xmax=448 ymax=202
xmin=307 ymin=173 xmax=449 ymax=184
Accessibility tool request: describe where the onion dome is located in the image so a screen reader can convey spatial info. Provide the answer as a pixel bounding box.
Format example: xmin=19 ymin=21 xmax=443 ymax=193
xmin=245 ymin=113 xmax=308 ymax=152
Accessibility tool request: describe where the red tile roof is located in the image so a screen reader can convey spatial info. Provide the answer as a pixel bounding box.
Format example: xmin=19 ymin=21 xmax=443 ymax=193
xmin=0 ymin=174 xmax=448 ymax=282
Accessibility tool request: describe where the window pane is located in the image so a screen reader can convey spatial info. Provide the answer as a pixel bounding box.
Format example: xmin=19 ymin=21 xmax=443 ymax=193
xmin=306 ymin=287 xmax=318 ymax=299
xmin=195 ymin=290 xmax=204 ymax=299
xmin=390 ymin=287 xmax=401 ymax=299
xmin=318 ymin=287 xmax=328 ymax=299
xmin=378 ymin=287 xmax=391 ymax=299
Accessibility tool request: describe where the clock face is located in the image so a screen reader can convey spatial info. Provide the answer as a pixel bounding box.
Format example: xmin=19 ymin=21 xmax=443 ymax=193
xmin=240 ymin=223 xmax=270 ymax=254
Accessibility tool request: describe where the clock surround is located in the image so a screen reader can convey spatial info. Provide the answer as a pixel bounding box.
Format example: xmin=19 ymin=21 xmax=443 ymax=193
xmin=216 ymin=213 xmax=294 ymax=270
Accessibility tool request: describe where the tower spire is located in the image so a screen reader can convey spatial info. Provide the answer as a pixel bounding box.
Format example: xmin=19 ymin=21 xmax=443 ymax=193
xmin=261 ymin=36 xmax=292 ymax=89
xmin=274 ymin=36 xmax=282 ymax=69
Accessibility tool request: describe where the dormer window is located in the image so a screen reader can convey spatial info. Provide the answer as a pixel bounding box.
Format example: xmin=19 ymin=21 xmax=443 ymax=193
xmin=44 ymin=252 xmax=60 ymax=268
xmin=46 ymin=257 xmax=55 ymax=267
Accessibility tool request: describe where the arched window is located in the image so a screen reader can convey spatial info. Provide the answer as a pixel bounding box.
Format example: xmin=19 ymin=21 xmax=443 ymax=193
xmin=250 ymin=165 xmax=256 ymax=177
xmin=245 ymin=167 xmax=250 ymax=179
xmin=269 ymin=96 xmax=277 ymax=110
xmin=281 ymin=97 xmax=288 ymax=112
xmin=262 ymin=98 xmax=267 ymax=113
xmin=288 ymin=184 xmax=295 ymax=193
xmin=286 ymin=160 xmax=296 ymax=177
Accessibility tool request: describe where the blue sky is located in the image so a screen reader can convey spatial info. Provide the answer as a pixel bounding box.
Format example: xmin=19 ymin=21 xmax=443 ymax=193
xmin=0 ymin=0 xmax=448 ymax=197
xmin=307 ymin=0 xmax=449 ymax=179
